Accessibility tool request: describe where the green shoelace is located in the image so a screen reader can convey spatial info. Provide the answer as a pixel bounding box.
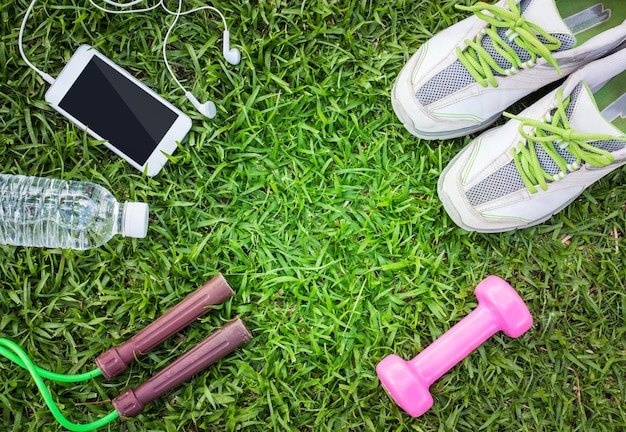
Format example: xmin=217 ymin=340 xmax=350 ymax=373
xmin=456 ymin=0 xmax=562 ymax=87
xmin=505 ymin=88 xmax=625 ymax=194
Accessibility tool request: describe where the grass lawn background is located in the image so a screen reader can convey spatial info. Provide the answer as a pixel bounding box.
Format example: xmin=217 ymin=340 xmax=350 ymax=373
xmin=1 ymin=0 xmax=625 ymax=430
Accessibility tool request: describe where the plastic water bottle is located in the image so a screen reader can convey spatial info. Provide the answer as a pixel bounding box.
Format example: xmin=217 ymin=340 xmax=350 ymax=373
xmin=0 ymin=174 xmax=149 ymax=250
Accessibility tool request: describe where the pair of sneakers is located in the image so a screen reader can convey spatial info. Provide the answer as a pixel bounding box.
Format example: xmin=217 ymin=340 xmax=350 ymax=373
xmin=392 ymin=0 xmax=626 ymax=232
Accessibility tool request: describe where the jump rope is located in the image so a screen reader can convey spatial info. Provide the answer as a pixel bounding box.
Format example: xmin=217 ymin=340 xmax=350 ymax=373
xmin=0 ymin=274 xmax=252 ymax=431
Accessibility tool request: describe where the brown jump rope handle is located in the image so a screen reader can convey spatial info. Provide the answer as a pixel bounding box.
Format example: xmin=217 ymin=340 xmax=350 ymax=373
xmin=112 ymin=318 xmax=252 ymax=417
xmin=95 ymin=274 xmax=235 ymax=379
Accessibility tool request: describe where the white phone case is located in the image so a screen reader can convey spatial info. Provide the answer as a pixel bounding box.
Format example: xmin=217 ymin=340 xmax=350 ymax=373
xmin=45 ymin=45 xmax=192 ymax=176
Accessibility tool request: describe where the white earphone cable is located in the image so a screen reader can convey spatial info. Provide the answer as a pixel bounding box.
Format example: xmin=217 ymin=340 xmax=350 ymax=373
xmin=160 ymin=1 xmax=230 ymax=96
xmin=88 ymin=0 xmax=228 ymax=29
xmin=160 ymin=3 xmax=228 ymax=30
xmin=18 ymin=0 xmax=55 ymax=84
xmin=88 ymin=0 xmax=162 ymax=15
xmin=100 ymin=0 xmax=144 ymax=7
xmin=90 ymin=0 xmax=230 ymax=95
xmin=162 ymin=0 xmax=185 ymax=94
xmin=19 ymin=0 xmax=231 ymax=90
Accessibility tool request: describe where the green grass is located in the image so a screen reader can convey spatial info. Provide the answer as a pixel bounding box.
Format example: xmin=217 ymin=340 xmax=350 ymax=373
xmin=1 ymin=0 xmax=625 ymax=431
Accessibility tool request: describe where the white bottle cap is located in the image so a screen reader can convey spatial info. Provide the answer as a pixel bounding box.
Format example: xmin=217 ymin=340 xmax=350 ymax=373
xmin=122 ymin=202 xmax=149 ymax=238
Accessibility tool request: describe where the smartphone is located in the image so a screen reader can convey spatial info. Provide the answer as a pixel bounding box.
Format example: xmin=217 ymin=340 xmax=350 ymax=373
xmin=45 ymin=45 xmax=192 ymax=177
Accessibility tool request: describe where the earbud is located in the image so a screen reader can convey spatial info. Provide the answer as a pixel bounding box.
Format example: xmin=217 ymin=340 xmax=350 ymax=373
xmin=222 ymin=30 xmax=241 ymax=65
xmin=185 ymin=91 xmax=216 ymax=119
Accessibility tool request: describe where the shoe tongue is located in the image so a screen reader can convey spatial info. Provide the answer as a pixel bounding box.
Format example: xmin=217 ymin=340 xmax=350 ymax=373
xmin=482 ymin=0 xmax=575 ymax=73
xmin=520 ymin=0 xmax=573 ymax=37
xmin=567 ymin=82 xmax=624 ymax=136
xmin=534 ymin=83 xmax=625 ymax=176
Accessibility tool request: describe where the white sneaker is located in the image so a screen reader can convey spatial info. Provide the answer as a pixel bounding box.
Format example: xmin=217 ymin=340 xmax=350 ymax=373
xmin=438 ymin=48 xmax=626 ymax=232
xmin=392 ymin=0 xmax=626 ymax=140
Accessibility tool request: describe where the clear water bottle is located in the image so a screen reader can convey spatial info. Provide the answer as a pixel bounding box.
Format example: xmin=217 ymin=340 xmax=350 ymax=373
xmin=0 ymin=174 xmax=149 ymax=250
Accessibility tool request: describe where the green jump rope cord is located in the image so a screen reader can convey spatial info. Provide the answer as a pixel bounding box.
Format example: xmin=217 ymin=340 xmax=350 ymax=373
xmin=0 ymin=338 xmax=119 ymax=431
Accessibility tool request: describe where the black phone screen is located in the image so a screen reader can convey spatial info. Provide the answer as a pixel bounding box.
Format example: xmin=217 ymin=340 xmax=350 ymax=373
xmin=58 ymin=56 xmax=179 ymax=165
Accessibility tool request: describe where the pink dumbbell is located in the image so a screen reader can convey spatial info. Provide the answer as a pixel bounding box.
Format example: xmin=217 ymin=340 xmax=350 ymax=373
xmin=376 ymin=275 xmax=532 ymax=417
